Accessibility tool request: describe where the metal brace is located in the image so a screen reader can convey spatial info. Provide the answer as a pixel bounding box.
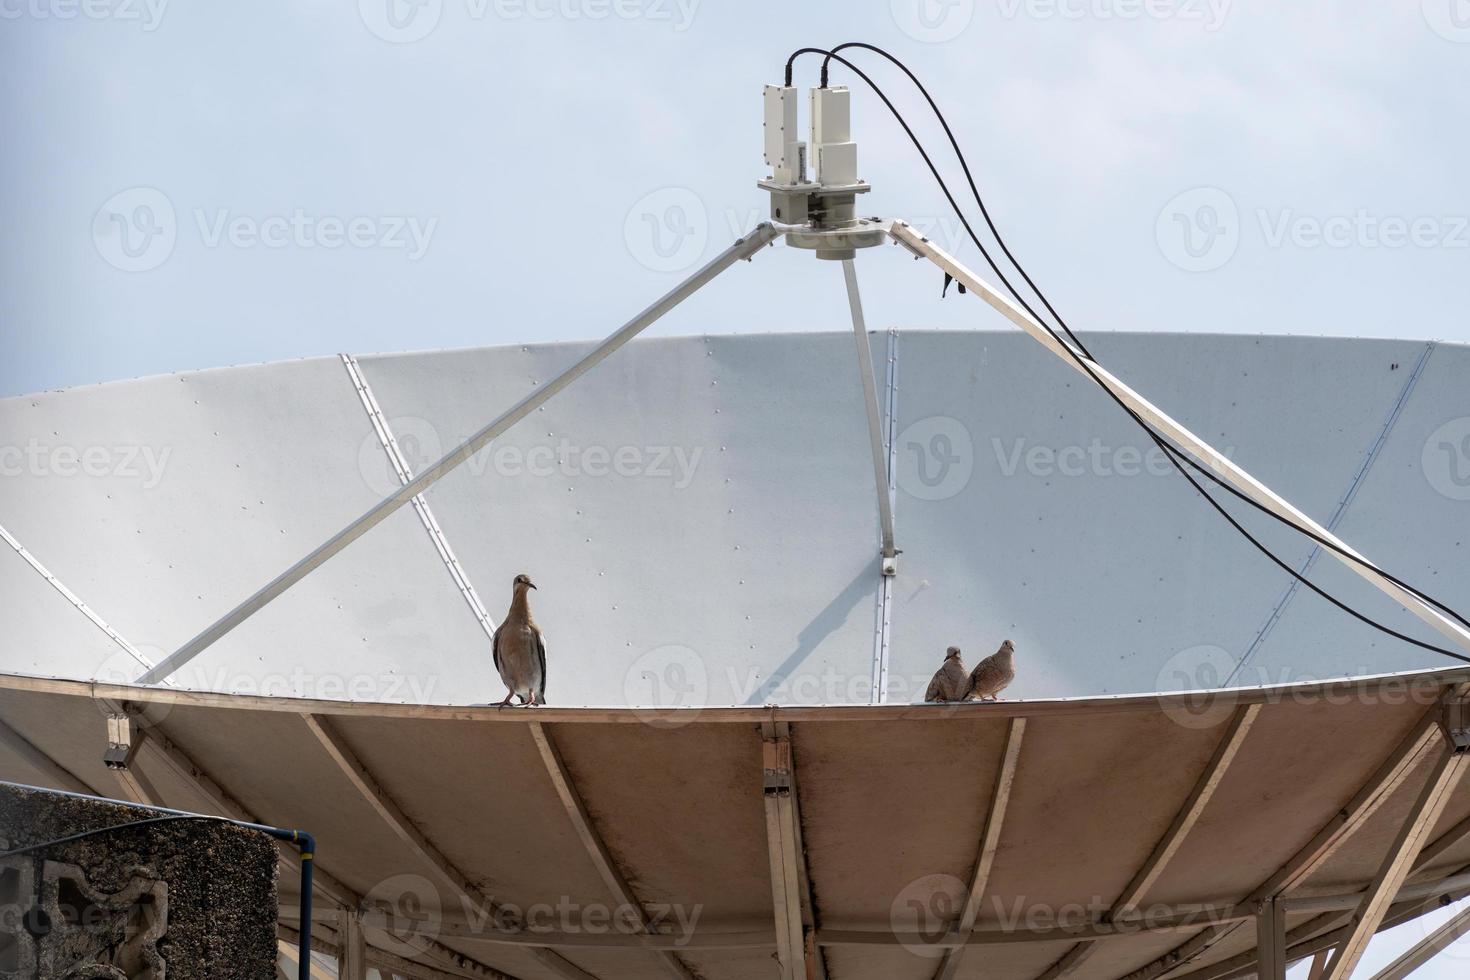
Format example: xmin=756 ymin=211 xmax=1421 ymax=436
xmin=1442 ymin=700 xmax=1470 ymax=754
xmin=763 ymin=737 xmax=793 ymax=796
xmin=103 ymin=711 xmax=141 ymax=770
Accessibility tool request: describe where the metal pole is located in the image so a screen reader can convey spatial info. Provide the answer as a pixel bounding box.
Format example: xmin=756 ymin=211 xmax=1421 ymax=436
xmin=840 ymin=259 xmax=897 ymax=566
xmin=888 ymin=219 xmax=1470 ymax=656
xmin=296 ymin=839 xmax=315 ymax=980
xmin=138 ymin=224 xmax=783 ymax=685
xmin=1368 ymin=903 xmax=1470 ymax=980
xmin=1320 ymin=746 xmax=1469 ymax=980
xmin=1256 ymin=896 xmax=1286 ymax=980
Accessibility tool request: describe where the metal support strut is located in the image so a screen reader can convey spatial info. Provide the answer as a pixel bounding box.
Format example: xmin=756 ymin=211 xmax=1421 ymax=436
xmin=887 ymin=219 xmax=1470 ymax=657
xmin=137 ymin=224 xmax=783 ymax=686
xmin=841 ymin=258 xmax=898 ymax=574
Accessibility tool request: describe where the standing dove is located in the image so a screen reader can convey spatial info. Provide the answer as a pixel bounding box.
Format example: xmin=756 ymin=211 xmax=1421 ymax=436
xmin=493 ymin=573 xmax=547 ymax=707
xmin=925 ymin=646 xmax=970 ymax=703
xmin=966 ymin=640 xmax=1016 ymax=701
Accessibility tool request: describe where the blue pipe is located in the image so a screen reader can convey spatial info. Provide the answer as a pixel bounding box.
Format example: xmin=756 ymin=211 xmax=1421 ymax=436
xmin=1 ymin=780 xmax=317 ymax=980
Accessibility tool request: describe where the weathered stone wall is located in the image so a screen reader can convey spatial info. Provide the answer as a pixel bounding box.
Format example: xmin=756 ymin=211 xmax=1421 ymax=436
xmin=0 ymin=783 xmax=278 ymax=980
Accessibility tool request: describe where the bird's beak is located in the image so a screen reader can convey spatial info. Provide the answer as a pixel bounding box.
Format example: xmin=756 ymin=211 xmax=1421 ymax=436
xmin=528 ymin=582 xmax=537 ymax=590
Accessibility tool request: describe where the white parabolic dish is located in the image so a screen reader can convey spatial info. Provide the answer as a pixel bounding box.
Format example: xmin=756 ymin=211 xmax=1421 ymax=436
xmin=0 ymin=329 xmax=1467 ymax=706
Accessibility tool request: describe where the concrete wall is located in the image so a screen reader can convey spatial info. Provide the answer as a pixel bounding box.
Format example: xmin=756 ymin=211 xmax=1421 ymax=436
xmin=1 ymin=331 xmax=1466 ymax=705
xmin=0 ymin=783 xmax=278 ymax=979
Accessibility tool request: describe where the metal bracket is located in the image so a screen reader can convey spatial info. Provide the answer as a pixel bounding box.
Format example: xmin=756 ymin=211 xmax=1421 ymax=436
xmin=762 ymin=736 xmax=793 ymax=795
xmin=103 ymin=712 xmax=140 ymax=770
xmin=1442 ymin=701 xmax=1470 ymax=754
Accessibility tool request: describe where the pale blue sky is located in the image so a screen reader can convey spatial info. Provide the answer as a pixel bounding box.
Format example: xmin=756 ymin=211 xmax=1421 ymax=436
xmin=2 ymin=1 xmax=1469 ymax=399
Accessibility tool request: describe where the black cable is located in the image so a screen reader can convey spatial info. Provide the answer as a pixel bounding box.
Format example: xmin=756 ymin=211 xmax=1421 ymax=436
xmin=799 ymin=42 xmax=1470 ymax=635
xmin=780 ymin=50 xmax=1092 ymax=375
xmin=0 ymin=814 xmax=244 ymax=860
xmin=786 ymin=46 xmax=1470 ymax=660
xmin=820 ymin=42 xmax=1094 ymax=361
xmin=836 ymin=45 xmax=1470 ymax=637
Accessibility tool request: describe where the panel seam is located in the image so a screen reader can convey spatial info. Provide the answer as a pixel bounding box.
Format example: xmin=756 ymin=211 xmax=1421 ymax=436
xmin=1226 ymin=341 xmax=1437 ymax=684
xmin=871 ymin=328 xmax=899 ymax=704
xmin=339 ymin=354 xmax=498 ymax=642
xmin=0 ymin=521 xmax=170 ymax=685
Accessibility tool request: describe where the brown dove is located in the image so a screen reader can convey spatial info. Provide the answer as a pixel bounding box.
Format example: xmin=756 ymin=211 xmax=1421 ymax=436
xmin=924 ymin=646 xmax=969 ymax=703
xmin=493 ymin=573 xmax=547 ymax=707
xmin=965 ymin=640 xmax=1016 ymax=701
